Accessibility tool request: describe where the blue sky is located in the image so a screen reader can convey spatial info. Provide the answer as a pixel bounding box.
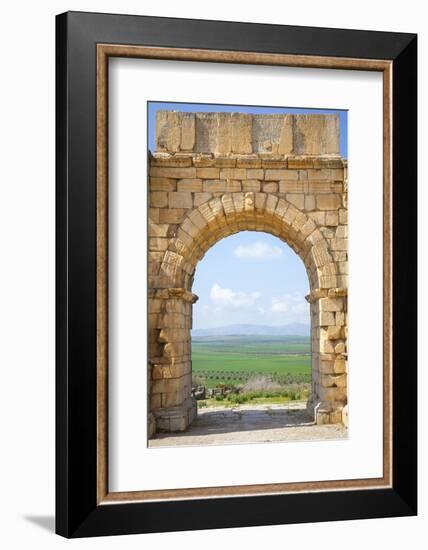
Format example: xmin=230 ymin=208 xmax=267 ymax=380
xmin=148 ymin=102 xmax=347 ymax=329
xmin=191 ymin=232 xmax=310 ymax=329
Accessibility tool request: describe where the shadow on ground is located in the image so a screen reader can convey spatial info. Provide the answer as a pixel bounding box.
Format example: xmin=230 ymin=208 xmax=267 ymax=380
xmin=167 ymin=406 xmax=314 ymax=437
xmin=24 ymin=515 xmax=55 ymax=533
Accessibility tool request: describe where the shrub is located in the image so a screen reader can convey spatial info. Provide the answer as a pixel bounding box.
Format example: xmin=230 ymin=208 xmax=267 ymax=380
xmin=242 ymin=375 xmax=281 ymax=393
xmin=227 ymin=394 xmax=249 ymax=404
xmin=192 ymin=375 xmax=205 ymax=387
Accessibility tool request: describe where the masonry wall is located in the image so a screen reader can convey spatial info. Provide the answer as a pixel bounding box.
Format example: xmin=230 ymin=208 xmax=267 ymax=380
xmin=148 ymin=112 xmax=348 ymax=434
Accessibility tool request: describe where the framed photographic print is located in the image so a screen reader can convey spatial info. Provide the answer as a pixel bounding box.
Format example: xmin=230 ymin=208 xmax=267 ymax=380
xmin=56 ymin=11 xmax=417 ymax=538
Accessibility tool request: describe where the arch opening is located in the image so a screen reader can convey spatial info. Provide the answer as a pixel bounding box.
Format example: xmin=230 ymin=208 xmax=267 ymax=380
xmin=190 ymin=230 xmax=314 ymax=427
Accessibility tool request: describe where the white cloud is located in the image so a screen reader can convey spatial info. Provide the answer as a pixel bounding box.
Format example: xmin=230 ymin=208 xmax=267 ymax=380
xmin=210 ymin=283 xmax=261 ymax=310
xmin=271 ymin=296 xmax=290 ymax=313
xmin=234 ymin=240 xmax=283 ymax=260
xmin=271 ymin=293 xmax=309 ymax=317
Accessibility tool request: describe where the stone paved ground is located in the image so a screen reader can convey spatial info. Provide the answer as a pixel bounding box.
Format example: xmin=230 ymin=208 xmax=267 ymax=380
xmin=149 ymin=403 xmax=347 ymax=448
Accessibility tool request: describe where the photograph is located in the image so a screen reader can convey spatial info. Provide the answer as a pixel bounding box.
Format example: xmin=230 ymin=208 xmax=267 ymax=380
xmin=147 ymin=103 xmax=349 ymax=447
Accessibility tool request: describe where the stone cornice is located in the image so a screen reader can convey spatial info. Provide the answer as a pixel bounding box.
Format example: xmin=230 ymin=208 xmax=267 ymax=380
xmin=149 ymin=288 xmax=199 ymax=303
xmin=149 ymin=151 xmax=347 ymax=170
xmin=305 ymin=287 xmax=348 ymax=303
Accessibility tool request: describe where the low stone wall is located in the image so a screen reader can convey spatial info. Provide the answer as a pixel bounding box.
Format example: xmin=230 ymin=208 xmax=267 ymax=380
xmin=148 ymin=112 xmax=348 ymax=434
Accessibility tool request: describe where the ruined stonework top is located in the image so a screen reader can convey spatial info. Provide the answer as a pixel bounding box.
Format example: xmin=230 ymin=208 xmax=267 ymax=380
xmin=156 ymin=111 xmax=340 ymax=156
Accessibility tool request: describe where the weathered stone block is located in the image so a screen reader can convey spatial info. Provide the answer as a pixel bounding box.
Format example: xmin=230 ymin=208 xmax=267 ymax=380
xmin=159 ymin=208 xmax=185 ymax=224
xmin=336 ymin=311 xmax=345 ymax=326
xmin=150 ymin=191 xmax=168 ymax=208
xmin=156 ymin=111 xmax=181 ymax=152
xmin=180 ymin=113 xmax=195 ymax=151
xmin=247 ymin=169 xmax=264 ymax=179
xmin=187 ymin=209 xmax=208 ymax=231
xmin=318 ymin=385 xmax=347 ymax=403
xmin=169 ymin=192 xmax=193 ymax=209
xmin=319 ymin=297 xmax=343 ymax=312
xmin=275 ymin=198 xmax=288 ymax=218
xmin=330 ymin=409 xmax=344 ymax=424
xmin=300 ymin=218 xmax=317 ymax=239
xmin=342 ymin=405 xmax=348 ymax=427
xmin=236 ymin=157 xmax=262 ymax=168
xmin=150 ymin=166 xmax=197 ymax=179
xmin=265 ymin=194 xmax=279 ymax=215
xmin=325 ymin=211 xmax=339 ymax=226
xmin=214 ymin=113 xmax=232 ymax=155
xmin=220 ymin=168 xmax=247 ymax=180
xmin=308 ymin=168 xmax=344 ymax=181
xmin=203 ymin=180 xmax=241 ymax=193
xmin=312 ymin=242 xmax=332 ymax=267
xmin=255 ymin=193 xmax=267 ymax=210
xmin=330 ymin=238 xmax=347 ymax=251
xmin=150 ymin=177 xmax=176 ymax=192
xmin=262 ymin=182 xmax=278 ymax=193
xmin=148 ymin=223 xmax=169 ymax=237
xmin=244 ymin=192 xmax=255 ymax=212
xmin=193 ymin=192 xmax=212 ymax=207
xmin=333 ymin=357 xmax=347 ymax=374
xmin=150 ymin=393 xmax=162 ymax=410
xmin=149 ymin=237 xmax=169 ymax=251
xmin=177 ymin=179 xmax=202 ymax=192
xmin=151 ymin=153 xmax=192 ymax=167
xmin=265 ymin=169 xmax=299 ymax=181
xmin=319 ymin=275 xmax=338 ymax=288
xmin=316 ymin=194 xmax=342 ymax=210
xmin=194 ymin=113 xmax=218 ymax=153
xmin=294 ymin=114 xmax=339 ymax=155
xmin=149 ymin=208 xmax=160 ymax=223
xmin=181 ymin=218 xmax=200 ymax=239
xmin=320 ymin=338 xmax=335 ymax=354
xmin=196 ymin=167 xmax=220 ymax=179
xmin=320 ymin=311 xmax=335 ymax=326
xmin=338 ymin=261 xmax=348 ymax=274
xmin=309 ymin=211 xmax=325 ymax=226
xmin=327 ymin=325 xmax=342 ymax=340
xmin=334 ymin=341 xmax=346 ymax=354
xmin=320 ymin=373 xmax=346 ymax=388
xmin=242 ymin=179 xmax=261 ymax=192
xmin=231 ymin=113 xmax=252 ymax=154
xmin=193 ymin=154 xmax=214 ymax=167
xmin=339 ymin=208 xmax=348 ymax=224
xmin=305 ymin=194 xmax=316 ymax=211
xmin=336 ymin=225 xmax=348 ymax=238
xmin=286 ymin=193 xmax=304 ymax=210
xmin=292 ymin=212 xmax=307 ymax=233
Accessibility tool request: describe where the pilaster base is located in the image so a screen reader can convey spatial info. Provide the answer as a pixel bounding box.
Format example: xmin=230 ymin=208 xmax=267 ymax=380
xmin=309 ymin=399 xmax=346 ymax=425
xmin=153 ymin=396 xmax=197 ymax=433
xmin=148 ymin=412 xmax=156 ymax=438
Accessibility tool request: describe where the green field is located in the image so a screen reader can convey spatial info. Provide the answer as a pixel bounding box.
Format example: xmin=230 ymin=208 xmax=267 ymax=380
xmin=192 ymin=335 xmax=311 ymax=388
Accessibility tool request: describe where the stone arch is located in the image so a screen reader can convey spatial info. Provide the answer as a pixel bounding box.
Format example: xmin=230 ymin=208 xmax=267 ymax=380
xmin=159 ymin=193 xmax=337 ymax=293
xmin=148 ymin=111 xmax=348 ymax=435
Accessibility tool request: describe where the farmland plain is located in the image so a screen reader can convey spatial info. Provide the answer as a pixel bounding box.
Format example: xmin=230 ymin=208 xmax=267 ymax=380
xmin=191 ymin=335 xmax=311 ymax=387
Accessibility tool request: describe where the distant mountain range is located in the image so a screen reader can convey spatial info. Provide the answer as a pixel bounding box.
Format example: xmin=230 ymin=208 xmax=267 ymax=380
xmin=192 ymin=323 xmax=310 ymax=337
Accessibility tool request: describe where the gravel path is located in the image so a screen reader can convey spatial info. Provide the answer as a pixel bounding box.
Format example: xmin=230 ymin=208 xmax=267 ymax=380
xmin=149 ymin=403 xmax=347 ymax=448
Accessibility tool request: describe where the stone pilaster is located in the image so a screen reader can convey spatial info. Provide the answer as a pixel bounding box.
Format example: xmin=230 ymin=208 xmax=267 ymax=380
xmin=148 ymin=288 xmax=198 ymax=432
